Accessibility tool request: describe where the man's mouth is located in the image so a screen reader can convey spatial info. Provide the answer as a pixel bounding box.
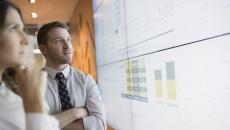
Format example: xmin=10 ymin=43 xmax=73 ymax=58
xmin=64 ymin=51 xmax=72 ymax=55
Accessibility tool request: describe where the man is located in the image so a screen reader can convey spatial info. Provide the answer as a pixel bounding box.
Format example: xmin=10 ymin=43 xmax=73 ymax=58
xmin=37 ymin=21 xmax=106 ymax=130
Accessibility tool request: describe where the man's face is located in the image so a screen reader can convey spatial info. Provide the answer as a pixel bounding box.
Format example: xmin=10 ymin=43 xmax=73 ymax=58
xmin=44 ymin=27 xmax=73 ymax=65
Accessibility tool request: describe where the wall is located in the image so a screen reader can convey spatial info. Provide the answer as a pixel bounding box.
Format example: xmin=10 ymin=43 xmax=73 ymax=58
xmin=70 ymin=1 xmax=116 ymax=129
xmin=69 ymin=0 xmax=97 ymax=80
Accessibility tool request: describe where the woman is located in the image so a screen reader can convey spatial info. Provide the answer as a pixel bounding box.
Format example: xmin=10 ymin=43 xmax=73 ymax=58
xmin=0 ymin=0 xmax=59 ymax=130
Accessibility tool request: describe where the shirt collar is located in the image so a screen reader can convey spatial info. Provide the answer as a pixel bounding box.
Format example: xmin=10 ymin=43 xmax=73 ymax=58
xmin=44 ymin=64 xmax=70 ymax=79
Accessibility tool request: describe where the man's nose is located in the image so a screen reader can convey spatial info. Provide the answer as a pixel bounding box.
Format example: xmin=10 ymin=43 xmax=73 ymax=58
xmin=64 ymin=40 xmax=72 ymax=50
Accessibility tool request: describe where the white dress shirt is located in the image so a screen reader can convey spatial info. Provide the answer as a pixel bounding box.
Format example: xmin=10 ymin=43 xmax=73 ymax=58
xmin=44 ymin=65 xmax=106 ymax=130
xmin=0 ymin=82 xmax=59 ymax=130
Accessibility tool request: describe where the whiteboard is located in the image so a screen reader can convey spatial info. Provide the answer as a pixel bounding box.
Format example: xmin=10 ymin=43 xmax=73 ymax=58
xmin=94 ymin=0 xmax=230 ymax=129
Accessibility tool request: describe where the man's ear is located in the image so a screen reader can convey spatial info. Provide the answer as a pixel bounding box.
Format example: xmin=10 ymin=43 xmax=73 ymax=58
xmin=39 ymin=45 xmax=47 ymax=57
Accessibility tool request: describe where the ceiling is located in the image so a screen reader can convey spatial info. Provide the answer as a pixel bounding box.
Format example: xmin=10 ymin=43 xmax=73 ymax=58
xmin=10 ymin=0 xmax=79 ymax=25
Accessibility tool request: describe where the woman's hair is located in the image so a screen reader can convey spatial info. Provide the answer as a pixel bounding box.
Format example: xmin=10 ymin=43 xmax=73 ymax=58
xmin=0 ymin=0 xmax=22 ymax=29
xmin=0 ymin=0 xmax=23 ymax=94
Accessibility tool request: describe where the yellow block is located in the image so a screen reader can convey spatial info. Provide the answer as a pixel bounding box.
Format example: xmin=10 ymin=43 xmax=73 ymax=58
xmin=127 ymin=85 xmax=132 ymax=95
xmin=167 ymin=80 xmax=176 ymax=100
xmin=155 ymin=80 xmax=163 ymax=97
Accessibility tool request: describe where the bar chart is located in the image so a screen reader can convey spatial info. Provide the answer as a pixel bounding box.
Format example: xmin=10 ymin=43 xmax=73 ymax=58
xmin=154 ymin=61 xmax=176 ymax=100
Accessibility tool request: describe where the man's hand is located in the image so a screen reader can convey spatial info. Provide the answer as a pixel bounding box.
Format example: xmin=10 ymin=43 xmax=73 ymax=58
xmin=74 ymin=107 xmax=88 ymax=119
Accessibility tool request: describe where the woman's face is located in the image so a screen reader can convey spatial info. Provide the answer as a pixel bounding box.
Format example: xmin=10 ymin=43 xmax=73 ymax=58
xmin=0 ymin=7 xmax=28 ymax=68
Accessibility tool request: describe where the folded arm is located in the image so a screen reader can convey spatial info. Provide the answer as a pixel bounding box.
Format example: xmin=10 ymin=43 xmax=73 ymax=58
xmin=53 ymin=107 xmax=88 ymax=129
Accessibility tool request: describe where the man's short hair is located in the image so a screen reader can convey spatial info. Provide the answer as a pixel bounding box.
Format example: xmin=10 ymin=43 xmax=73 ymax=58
xmin=37 ymin=21 xmax=69 ymax=45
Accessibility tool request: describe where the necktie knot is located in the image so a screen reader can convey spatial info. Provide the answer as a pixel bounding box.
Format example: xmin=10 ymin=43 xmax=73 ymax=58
xmin=55 ymin=72 xmax=65 ymax=80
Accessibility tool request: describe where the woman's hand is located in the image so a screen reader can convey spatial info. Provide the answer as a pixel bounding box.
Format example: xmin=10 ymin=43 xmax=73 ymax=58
xmin=15 ymin=65 xmax=47 ymax=113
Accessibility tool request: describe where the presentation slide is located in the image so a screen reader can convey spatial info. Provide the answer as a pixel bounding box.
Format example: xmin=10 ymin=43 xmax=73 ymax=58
xmin=125 ymin=0 xmax=230 ymax=58
xmin=129 ymin=35 xmax=230 ymax=130
xmin=173 ymin=0 xmax=230 ymax=44
xmin=94 ymin=0 xmax=128 ymax=66
xmin=125 ymin=0 xmax=174 ymax=57
xmin=93 ymin=0 xmax=230 ymax=130
xmin=97 ymin=61 xmax=133 ymax=130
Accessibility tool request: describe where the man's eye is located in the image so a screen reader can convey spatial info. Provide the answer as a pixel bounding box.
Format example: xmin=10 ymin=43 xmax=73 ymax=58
xmin=54 ymin=39 xmax=64 ymax=43
xmin=54 ymin=40 xmax=60 ymax=43
xmin=67 ymin=38 xmax=71 ymax=42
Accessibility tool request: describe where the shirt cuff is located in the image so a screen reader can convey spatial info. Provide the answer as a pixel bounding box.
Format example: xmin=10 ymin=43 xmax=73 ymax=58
xmin=83 ymin=116 xmax=105 ymax=130
xmin=83 ymin=116 xmax=97 ymax=130
xmin=26 ymin=113 xmax=59 ymax=130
